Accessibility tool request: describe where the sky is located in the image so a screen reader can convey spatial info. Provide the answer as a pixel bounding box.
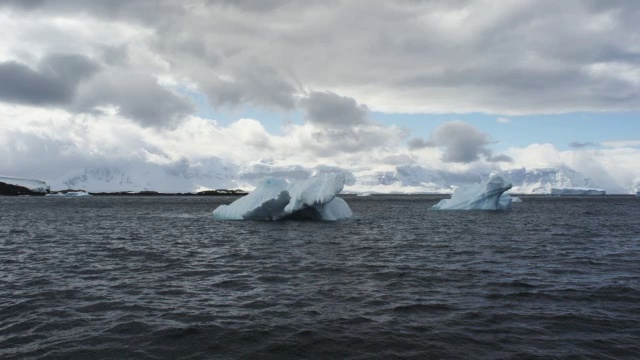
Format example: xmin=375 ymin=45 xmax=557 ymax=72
xmin=0 ymin=0 xmax=639 ymax=192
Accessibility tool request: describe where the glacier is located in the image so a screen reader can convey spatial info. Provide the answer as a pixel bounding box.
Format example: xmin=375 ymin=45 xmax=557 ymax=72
xmin=550 ymin=187 xmax=606 ymax=196
xmin=433 ymin=175 xmax=513 ymax=210
xmin=213 ymin=173 xmax=352 ymax=221
xmin=0 ymin=176 xmax=50 ymax=193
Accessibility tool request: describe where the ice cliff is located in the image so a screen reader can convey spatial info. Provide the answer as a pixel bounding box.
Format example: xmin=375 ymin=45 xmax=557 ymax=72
xmin=433 ymin=175 xmax=513 ymax=210
xmin=213 ymin=173 xmax=352 ymax=221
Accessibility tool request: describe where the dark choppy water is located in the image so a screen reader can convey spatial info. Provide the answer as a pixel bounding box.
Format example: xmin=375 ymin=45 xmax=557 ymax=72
xmin=1 ymin=195 xmax=639 ymax=359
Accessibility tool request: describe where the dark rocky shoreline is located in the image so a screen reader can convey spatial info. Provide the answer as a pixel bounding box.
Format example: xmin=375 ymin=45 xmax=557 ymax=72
xmin=0 ymin=182 xmax=46 ymax=196
xmin=0 ymin=182 xmax=248 ymax=196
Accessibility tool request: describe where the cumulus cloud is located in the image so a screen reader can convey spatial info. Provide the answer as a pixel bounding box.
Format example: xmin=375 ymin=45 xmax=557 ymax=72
xmin=297 ymin=91 xmax=409 ymax=156
xmin=412 ymin=121 xmax=510 ymax=163
xmin=407 ymin=137 xmax=433 ymax=150
xmin=301 ymin=91 xmax=369 ymax=127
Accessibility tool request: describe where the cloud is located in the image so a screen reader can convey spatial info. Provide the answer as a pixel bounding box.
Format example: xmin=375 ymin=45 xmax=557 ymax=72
xmin=73 ymin=71 xmax=194 ymax=127
xmin=2 ymin=1 xmax=640 ymax=114
xmin=497 ymin=117 xmax=511 ymax=124
xmin=407 ymin=137 xmax=433 ymax=150
xmin=2 ymin=104 xmax=640 ymax=193
xmin=569 ymin=141 xmax=596 ymax=148
xmin=487 ymin=154 xmax=513 ymax=163
xmin=203 ymin=65 xmax=299 ymax=111
xmin=0 ymin=54 xmax=98 ymax=106
xmin=297 ymin=91 xmax=409 ymax=156
xmin=301 ymin=91 xmax=368 ymax=127
xmin=411 ymin=121 xmax=512 ymax=163
xmin=412 ymin=121 xmax=496 ymax=163
xmin=601 ymin=139 xmax=640 ymax=148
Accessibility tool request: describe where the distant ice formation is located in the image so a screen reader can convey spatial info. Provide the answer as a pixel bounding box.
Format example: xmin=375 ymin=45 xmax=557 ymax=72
xmin=213 ymin=173 xmax=352 ymax=220
xmin=46 ymin=191 xmax=91 ymax=197
xmin=433 ymin=175 xmax=513 ymax=210
xmin=510 ymin=195 xmax=523 ymax=203
xmin=0 ymin=176 xmax=50 ymax=193
xmin=357 ymin=192 xmax=372 ymax=197
xmin=550 ymin=187 xmax=605 ymax=196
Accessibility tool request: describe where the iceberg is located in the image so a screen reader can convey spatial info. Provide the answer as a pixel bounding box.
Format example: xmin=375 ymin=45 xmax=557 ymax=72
xmin=510 ymin=195 xmax=523 ymax=203
xmin=550 ymin=187 xmax=605 ymax=196
xmin=433 ymin=175 xmax=513 ymax=210
xmin=213 ymin=173 xmax=352 ymax=221
xmin=46 ymin=191 xmax=91 ymax=197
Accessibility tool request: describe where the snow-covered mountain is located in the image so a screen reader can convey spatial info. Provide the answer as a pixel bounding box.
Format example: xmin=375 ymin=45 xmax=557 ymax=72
xmin=52 ymin=158 xmax=241 ymax=193
xmin=46 ymin=159 xmax=610 ymax=194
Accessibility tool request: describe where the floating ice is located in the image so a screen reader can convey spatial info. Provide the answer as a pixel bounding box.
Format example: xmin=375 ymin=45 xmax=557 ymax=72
xmin=511 ymin=195 xmax=523 ymax=203
xmin=213 ymin=173 xmax=352 ymax=220
xmin=433 ymin=175 xmax=513 ymax=210
xmin=46 ymin=191 xmax=91 ymax=197
xmin=550 ymin=187 xmax=605 ymax=196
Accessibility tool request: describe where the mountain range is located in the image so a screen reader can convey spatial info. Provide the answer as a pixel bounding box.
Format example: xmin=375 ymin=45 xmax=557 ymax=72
xmin=40 ymin=159 xmax=614 ymax=194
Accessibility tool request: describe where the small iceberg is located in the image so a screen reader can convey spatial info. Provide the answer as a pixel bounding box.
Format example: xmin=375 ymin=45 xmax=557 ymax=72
xmin=213 ymin=173 xmax=352 ymax=221
xmin=357 ymin=192 xmax=372 ymax=197
xmin=511 ymin=196 xmax=523 ymax=203
xmin=46 ymin=191 xmax=92 ymax=197
xmin=433 ymin=175 xmax=512 ymax=210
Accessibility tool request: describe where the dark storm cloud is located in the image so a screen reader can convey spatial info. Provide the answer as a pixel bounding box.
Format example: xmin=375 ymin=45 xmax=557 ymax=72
xmin=0 ymin=52 xmax=191 ymax=127
xmin=73 ymin=72 xmax=195 ymax=127
xmin=204 ymin=66 xmax=298 ymax=111
xmin=0 ymin=54 xmax=98 ymax=106
xmin=569 ymin=141 xmax=596 ymax=148
xmin=301 ymin=91 xmax=368 ymax=127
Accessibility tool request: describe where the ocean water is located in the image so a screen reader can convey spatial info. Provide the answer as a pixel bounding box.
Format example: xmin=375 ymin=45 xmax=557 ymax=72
xmin=1 ymin=195 xmax=639 ymax=359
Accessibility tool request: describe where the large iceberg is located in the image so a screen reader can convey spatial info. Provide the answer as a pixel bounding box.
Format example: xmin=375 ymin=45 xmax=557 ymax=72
xmin=433 ymin=175 xmax=513 ymax=210
xmin=213 ymin=173 xmax=352 ymax=220
xmin=550 ymin=187 xmax=605 ymax=196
